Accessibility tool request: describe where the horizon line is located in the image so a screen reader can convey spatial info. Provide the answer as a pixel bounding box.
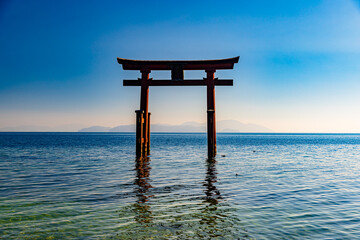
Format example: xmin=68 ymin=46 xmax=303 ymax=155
xmin=1 ymin=131 xmax=360 ymax=135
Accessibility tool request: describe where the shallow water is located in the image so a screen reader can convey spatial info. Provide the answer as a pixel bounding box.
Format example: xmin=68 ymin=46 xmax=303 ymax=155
xmin=1 ymin=133 xmax=360 ymax=239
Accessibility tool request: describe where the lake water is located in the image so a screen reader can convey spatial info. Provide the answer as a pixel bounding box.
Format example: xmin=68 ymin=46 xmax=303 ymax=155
xmin=1 ymin=133 xmax=360 ymax=239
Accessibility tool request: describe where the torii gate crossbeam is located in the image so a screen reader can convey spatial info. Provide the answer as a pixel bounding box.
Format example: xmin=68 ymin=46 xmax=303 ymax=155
xmin=117 ymin=56 xmax=239 ymax=158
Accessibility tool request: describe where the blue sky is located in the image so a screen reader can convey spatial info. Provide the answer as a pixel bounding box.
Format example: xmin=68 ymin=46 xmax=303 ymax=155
xmin=1 ymin=0 xmax=360 ymax=132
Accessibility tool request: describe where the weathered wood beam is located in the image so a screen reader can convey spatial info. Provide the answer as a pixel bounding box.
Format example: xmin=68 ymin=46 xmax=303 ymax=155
xmin=123 ymin=79 xmax=233 ymax=86
xmin=118 ymin=56 xmax=239 ymax=71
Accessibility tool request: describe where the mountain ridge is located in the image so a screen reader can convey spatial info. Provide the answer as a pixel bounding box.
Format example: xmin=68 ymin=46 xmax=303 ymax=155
xmin=78 ymin=120 xmax=272 ymax=133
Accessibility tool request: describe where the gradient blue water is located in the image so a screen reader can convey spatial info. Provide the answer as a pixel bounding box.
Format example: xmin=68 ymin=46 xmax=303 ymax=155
xmin=1 ymin=133 xmax=360 ymax=239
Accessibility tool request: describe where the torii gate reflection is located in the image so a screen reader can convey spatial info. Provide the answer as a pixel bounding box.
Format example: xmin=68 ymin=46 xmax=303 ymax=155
xmin=117 ymin=57 xmax=239 ymax=157
xmin=133 ymin=156 xmax=222 ymax=227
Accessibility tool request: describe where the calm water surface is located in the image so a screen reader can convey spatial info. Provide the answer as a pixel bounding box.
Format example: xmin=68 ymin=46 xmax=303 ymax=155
xmin=1 ymin=133 xmax=360 ymax=239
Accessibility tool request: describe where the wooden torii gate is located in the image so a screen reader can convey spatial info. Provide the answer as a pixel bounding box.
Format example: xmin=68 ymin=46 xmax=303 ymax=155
xmin=117 ymin=56 xmax=239 ymax=157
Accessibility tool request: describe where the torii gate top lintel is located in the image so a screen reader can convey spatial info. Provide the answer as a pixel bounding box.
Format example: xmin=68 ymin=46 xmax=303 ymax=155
xmin=117 ymin=56 xmax=239 ymax=71
xmin=117 ymin=56 xmax=239 ymax=157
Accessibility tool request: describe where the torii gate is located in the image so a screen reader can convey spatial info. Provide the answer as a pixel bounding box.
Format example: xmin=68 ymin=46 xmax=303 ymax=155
xmin=117 ymin=56 xmax=239 ymax=157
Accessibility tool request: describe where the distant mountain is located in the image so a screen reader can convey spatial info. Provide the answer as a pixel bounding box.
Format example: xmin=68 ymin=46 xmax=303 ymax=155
xmin=147 ymin=123 xmax=205 ymax=132
xmin=108 ymin=124 xmax=134 ymax=132
xmin=78 ymin=126 xmax=112 ymax=132
xmin=78 ymin=120 xmax=272 ymax=133
xmin=217 ymin=120 xmax=272 ymax=132
xmin=0 ymin=124 xmax=85 ymax=132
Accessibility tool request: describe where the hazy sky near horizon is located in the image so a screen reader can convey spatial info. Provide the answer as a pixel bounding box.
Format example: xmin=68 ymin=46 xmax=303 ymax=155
xmin=1 ymin=0 xmax=360 ymax=132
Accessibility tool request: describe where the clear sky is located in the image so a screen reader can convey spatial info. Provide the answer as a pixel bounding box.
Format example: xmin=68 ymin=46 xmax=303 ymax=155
xmin=1 ymin=0 xmax=360 ymax=132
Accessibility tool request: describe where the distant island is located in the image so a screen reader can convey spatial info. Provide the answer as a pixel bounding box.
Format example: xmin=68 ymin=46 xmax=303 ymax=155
xmin=78 ymin=120 xmax=272 ymax=133
xmin=0 ymin=120 xmax=272 ymax=132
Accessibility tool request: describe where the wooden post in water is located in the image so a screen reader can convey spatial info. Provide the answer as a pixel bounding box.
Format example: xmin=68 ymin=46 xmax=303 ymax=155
xmin=140 ymin=69 xmax=150 ymax=155
xmin=206 ymin=69 xmax=216 ymax=157
xmin=135 ymin=110 xmax=144 ymax=156
xmin=147 ymin=112 xmax=151 ymax=154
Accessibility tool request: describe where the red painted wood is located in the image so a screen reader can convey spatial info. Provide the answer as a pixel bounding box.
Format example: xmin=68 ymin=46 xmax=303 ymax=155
xmin=118 ymin=57 xmax=239 ymax=71
xmin=123 ymin=79 xmax=233 ymax=86
xmin=147 ymin=112 xmax=151 ymax=154
xmin=135 ymin=110 xmax=144 ymax=156
xmin=140 ymin=70 xmax=150 ymax=155
xmin=206 ymin=70 xmax=216 ymax=157
xmin=118 ymin=57 xmax=239 ymax=157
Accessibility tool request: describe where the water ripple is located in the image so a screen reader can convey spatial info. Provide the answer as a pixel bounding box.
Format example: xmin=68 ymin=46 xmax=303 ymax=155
xmin=1 ymin=133 xmax=360 ymax=239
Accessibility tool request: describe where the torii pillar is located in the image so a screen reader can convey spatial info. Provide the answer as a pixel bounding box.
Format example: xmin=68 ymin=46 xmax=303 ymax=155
xmin=140 ymin=69 xmax=150 ymax=155
xmin=117 ymin=57 xmax=239 ymax=158
xmin=206 ymin=69 xmax=216 ymax=157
